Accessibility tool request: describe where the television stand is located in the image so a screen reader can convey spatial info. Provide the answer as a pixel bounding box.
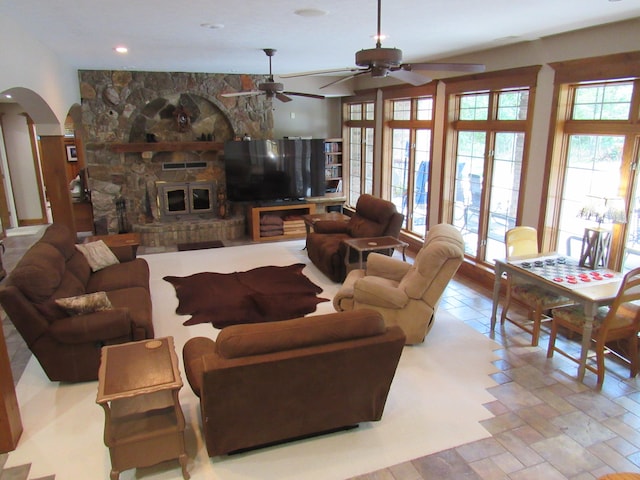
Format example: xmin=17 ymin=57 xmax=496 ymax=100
xmin=258 ymin=198 xmax=306 ymax=207
xmin=248 ymin=203 xmax=316 ymax=242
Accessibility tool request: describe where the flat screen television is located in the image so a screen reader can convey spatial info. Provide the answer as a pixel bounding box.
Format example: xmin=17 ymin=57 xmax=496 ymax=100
xmin=224 ymin=139 xmax=325 ymax=203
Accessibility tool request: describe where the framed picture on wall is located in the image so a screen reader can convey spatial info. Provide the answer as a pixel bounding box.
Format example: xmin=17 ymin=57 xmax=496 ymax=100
xmin=66 ymin=145 xmax=78 ymax=162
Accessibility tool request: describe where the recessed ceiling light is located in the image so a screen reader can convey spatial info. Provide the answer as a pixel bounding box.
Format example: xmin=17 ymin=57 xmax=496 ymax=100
xmin=201 ymin=23 xmax=225 ymax=29
xmin=4 ymin=94 xmax=12 ymax=99
xmin=114 ymin=46 xmax=128 ymax=54
xmin=294 ymin=8 xmax=327 ymax=17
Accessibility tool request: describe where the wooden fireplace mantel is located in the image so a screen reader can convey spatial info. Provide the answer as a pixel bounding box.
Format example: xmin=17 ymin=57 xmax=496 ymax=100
xmin=109 ymin=141 xmax=223 ymax=153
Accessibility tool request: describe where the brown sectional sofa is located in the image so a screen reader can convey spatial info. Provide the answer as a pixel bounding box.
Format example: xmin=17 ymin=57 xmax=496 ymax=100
xmin=0 ymin=223 xmax=154 ymax=382
xmin=183 ymin=308 xmax=405 ymax=456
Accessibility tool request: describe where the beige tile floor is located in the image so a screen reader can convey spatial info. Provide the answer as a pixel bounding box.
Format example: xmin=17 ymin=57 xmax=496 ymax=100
xmin=1 ymin=228 xmax=640 ymax=479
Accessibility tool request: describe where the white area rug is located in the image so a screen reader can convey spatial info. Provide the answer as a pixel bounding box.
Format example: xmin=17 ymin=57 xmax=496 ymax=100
xmin=7 ymin=239 xmax=500 ymax=480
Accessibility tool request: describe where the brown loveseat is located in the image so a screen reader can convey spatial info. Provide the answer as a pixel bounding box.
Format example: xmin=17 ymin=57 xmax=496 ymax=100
xmin=0 ymin=223 xmax=154 ymax=382
xmin=182 ymin=309 xmax=405 ymax=456
xmin=306 ymin=194 xmax=404 ymax=282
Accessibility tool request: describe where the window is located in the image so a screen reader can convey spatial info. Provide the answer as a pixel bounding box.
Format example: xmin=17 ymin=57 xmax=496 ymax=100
xmin=545 ymin=70 xmax=640 ymax=271
xmin=445 ymin=72 xmax=537 ymax=265
xmin=344 ymin=100 xmax=375 ymax=206
xmin=386 ymin=95 xmax=434 ymax=238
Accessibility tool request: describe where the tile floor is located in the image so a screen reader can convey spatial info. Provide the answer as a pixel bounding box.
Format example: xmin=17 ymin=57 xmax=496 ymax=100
xmin=1 ymin=228 xmax=640 ymax=480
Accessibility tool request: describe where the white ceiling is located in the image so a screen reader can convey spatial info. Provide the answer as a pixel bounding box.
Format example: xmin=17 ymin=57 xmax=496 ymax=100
xmin=2 ymin=0 xmax=640 ymax=77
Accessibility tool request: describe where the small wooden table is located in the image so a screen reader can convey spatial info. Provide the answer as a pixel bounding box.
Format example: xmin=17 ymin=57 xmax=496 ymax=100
xmin=86 ymin=232 xmax=141 ymax=261
xmin=343 ymin=236 xmax=409 ymax=270
xmin=96 ymin=337 xmax=189 ymax=480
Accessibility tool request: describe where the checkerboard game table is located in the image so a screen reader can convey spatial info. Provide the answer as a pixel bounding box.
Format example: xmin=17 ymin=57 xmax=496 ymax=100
xmin=490 ymin=253 xmax=623 ymax=382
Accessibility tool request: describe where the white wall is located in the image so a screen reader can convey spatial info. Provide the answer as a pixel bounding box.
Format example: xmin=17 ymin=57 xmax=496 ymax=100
xmin=0 ymin=104 xmax=43 ymax=222
xmin=272 ymin=96 xmax=342 ymax=139
xmin=0 ymin=14 xmax=79 ymax=132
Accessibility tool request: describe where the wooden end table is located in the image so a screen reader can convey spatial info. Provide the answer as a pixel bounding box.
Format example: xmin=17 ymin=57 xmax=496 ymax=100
xmin=96 ymin=337 xmax=189 ymax=480
xmin=343 ymin=236 xmax=409 ymax=270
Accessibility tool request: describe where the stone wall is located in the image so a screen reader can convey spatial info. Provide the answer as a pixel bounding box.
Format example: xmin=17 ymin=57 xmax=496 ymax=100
xmin=78 ymin=70 xmax=274 ymax=237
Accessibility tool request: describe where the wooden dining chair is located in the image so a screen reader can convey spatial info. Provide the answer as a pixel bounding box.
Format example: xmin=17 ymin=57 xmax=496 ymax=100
xmin=547 ymin=267 xmax=640 ymax=388
xmin=500 ymin=226 xmax=572 ymax=346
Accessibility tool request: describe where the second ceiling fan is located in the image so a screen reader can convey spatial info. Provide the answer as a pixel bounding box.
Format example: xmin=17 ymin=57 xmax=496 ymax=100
xmin=282 ymin=0 xmax=485 ymax=88
xmin=221 ymin=49 xmax=324 ymax=103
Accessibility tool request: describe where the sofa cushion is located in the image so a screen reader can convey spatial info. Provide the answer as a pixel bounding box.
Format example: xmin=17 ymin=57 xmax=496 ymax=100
xmin=76 ymin=240 xmax=120 ymax=272
xmin=39 ymin=222 xmax=77 ymax=260
xmin=86 ymin=258 xmax=150 ymax=293
xmin=216 ymin=309 xmax=385 ymax=359
xmin=10 ymin=243 xmax=65 ymax=303
xmin=107 ymin=287 xmax=154 ymax=338
xmin=347 ymin=214 xmax=386 ymax=238
xmin=55 ymin=291 xmax=113 ymax=316
xmin=65 ymin=250 xmax=92 ymax=287
xmin=34 ymin=270 xmax=87 ymax=322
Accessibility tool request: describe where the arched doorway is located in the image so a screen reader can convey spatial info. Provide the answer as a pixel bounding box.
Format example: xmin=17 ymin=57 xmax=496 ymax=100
xmin=0 ymin=87 xmax=74 ymax=236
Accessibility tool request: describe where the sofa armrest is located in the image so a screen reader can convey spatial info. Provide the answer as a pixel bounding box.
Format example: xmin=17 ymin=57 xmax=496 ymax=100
xmin=365 ymin=253 xmax=412 ymax=282
xmin=354 ymin=276 xmax=409 ymax=309
xmin=183 ymin=337 xmax=217 ymax=397
xmin=48 ymin=308 xmax=132 ymax=344
xmin=312 ymin=220 xmax=349 ymax=234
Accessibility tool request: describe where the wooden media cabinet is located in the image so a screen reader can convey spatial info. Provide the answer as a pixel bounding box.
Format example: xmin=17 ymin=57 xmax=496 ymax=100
xmin=248 ymin=203 xmax=316 ymax=242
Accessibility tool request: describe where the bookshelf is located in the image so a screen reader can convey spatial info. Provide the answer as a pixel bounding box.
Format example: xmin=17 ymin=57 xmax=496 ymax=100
xmin=324 ymin=138 xmax=343 ymax=197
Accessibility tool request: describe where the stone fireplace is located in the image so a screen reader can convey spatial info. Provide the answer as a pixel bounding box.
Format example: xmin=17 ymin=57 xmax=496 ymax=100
xmin=78 ymin=70 xmax=274 ymax=246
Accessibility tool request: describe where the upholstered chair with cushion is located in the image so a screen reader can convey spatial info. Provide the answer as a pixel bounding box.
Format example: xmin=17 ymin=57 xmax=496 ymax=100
xmin=500 ymin=226 xmax=572 ymax=346
xmin=333 ymin=223 xmax=464 ymax=344
xmin=306 ymin=194 xmax=404 ymax=282
xmin=547 ymin=266 xmax=640 ymax=388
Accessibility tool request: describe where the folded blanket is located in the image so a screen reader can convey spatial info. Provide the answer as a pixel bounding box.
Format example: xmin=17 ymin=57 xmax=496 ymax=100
xmin=260 ymin=215 xmax=284 ymax=226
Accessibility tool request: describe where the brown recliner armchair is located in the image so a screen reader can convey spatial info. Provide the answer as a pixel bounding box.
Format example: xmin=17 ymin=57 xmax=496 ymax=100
xmin=334 ymin=223 xmax=464 ymax=344
xmin=306 ymin=194 xmax=404 ymax=282
xmin=182 ymin=309 xmax=405 ymax=456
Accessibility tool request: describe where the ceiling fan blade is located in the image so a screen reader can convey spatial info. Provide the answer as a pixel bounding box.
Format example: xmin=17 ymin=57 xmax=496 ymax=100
xmin=388 ymin=68 xmax=431 ymax=86
xmin=320 ymin=70 xmax=370 ymax=89
xmin=280 ymin=67 xmax=363 ymax=78
xmin=221 ymin=91 xmax=261 ymax=98
xmin=407 ymin=62 xmax=486 ymax=73
xmin=276 ymin=93 xmax=293 ymax=103
xmin=283 ymin=91 xmax=325 ymax=100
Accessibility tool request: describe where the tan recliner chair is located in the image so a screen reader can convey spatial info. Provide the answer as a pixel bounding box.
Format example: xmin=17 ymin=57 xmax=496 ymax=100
xmin=334 ymin=223 xmax=464 ymax=344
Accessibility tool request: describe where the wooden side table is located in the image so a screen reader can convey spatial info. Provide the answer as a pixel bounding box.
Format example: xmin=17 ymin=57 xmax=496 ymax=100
xmin=96 ymin=337 xmax=189 ymax=480
xmin=86 ymin=232 xmax=141 ymax=261
xmin=343 ymin=236 xmax=409 ymax=270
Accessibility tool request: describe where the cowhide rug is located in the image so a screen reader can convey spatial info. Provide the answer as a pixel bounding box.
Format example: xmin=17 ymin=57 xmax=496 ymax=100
xmin=163 ymin=263 xmax=329 ymax=328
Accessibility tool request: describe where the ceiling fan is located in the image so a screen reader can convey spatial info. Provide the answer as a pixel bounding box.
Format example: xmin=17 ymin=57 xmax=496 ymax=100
xmin=281 ymin=0 xmax=485 ymax=88
xmin=221 ymin=49 xmax=325 ymax=103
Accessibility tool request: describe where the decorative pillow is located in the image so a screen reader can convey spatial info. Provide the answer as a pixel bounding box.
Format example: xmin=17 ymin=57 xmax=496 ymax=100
xmin=55 ymin=291 xmax=113 ymax=316
xmin=75 ymin=240 xmax=120 ymax=272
